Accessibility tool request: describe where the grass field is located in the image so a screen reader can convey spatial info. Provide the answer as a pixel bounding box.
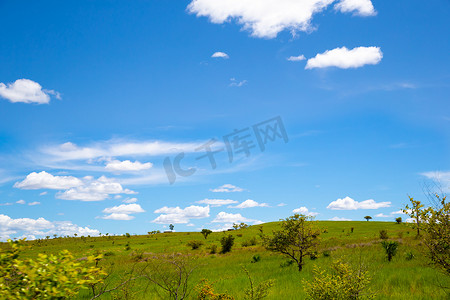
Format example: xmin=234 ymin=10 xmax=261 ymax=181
xmin=3 ymin=221 xmax=449 ymax=299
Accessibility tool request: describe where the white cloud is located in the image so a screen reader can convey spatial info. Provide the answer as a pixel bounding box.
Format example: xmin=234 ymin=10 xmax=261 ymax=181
xmin=292 ymin=206 xmax=319 ymax=217
xmin=305 ymin=46 xmax=383 ymax=69
xmin=0 ymin=214 xmax=99 ymax=240
xmin=375 ymin=213 xmax=389 ymax=218
xmin=152 ymin=205 xmax=210 ymax=224
xmin=28 ymin=201 xmax=40 ymax=206
xmin=16 ymin=200 xmax=26 ymax=205
xmin=188 ymin=0 xmax=375 ymax=39
xmin=327 ymin=196 xmax=391 ymax=210
xmin=56 ymin=176 xmax=135 ymax=201
xmin=14 ymin=171 xmax=83 ymax=190
xmin=210 ymin=184 xmax=244 ymax=193
xmin=277 ymin=203 xmax=287 ymax=207
xmin=42 ymin=140 xmax=204 ymax=162
xmin=421 ymin=171 xmax=450 ymax=191
xmin=105 ymin=160 xmax=153 ymax=172
xmin=196 ymin=198 xmax=238 ymax=207
xmin=122 ymin=197 xmax=138 ymax=204
xmin=0 ymin=79 xmax=60 ymax=104
xmin=102 ymin=203 xmax=145 ymax=214
xmin=229 ymin=78 xmax=247 ymax=87
xmin=287 ymin=55 xmax=306 ymax=61
xmin=211 ymin=52 xmax=229 ymax=59
xmin=101 ymin=213 xmax=135 ymax=221
xmin=39 ymin=192 xmax=48 ymax=196
xmin=334 ymin=0 xmax=376 ymax=16
xmin=231 ymin=199 xmax=269 ymax=208
xmin=391 ymin=210 xmax=407 ymax=215
xmin=329 ymin=216 xmax=352 ymax=221
xmin=212 ymin=211 xmax=257 ymax=223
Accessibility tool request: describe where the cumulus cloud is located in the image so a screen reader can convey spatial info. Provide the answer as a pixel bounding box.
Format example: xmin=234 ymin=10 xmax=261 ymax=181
xmin=0 ymin=214 xmax=99 ymax=240
xmin=14 ymin=171 xmax=83 ymax=190
xmin=334 ymin=0 xmax=376 ymax=16
xmin=329 ymin=216 xmax=352 ymax=221
xmin=305 ymin=46 xmax=382 ymax=69
xmin=292 ymin=206 xmax=319 ymax=217
xmin=212 ymin=211 xmax=257 ymax=223
xmin=188 ymin=0 xmax=375 ymax=39
xmin=210 ymin=184 xmax=244 ymax=192
xmin=56 ymin=176 xmax=135 ymax=201
xmin=152 ymin=205 xmax=210 ymax=224
xmin=0 ymin=79 xmax=60 ymax=104
xmin=196 ymin=198 xmax=238 ymax=207
xmin=100 ymin=213 xmax=135 ymax=221
xmin=211 ymin=52 xmax=229 ymax=59
xmin=105 ymin=160 xmax=153 ymax=172
xmin=327 ymin=196 xmax=391 ymax=210
xmin=287 ymin=55 xmax=306 ymax=61
xmin=99 ymin=204 xmax=145 ymax=220
xmin=231 ymin=199 xmax=269 ymax=208
xmin=28 ymin=201 xmax=40 ymax=206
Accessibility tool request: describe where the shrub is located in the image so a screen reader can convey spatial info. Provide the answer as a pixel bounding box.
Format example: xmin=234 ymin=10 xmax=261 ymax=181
xmin=381 ymin=241 xmax=399 ymax=262
xmin=196 ymin=279 xmax=234 ymax=299
xmin=209 ymin=245 xmax=218 ymax=254
xmin=379 ymin=230 xmax=389 ymax=240
xmin=237 ymin=234 xmax=243 ymax=237
xmin=309 ymin=251 xmax=318 ymax=260
xmin=322 ymin=250 xmax=331 ymax=257
xmin=242 ymin=237 xmax=257 ymax=247
xmin=350 ymin=227 xmax=354 ymax=233
xmin=303 ymin=260 xmax=374 ymax=300
xmin=252 ymin=255 xmax=261 ymax=263
xmin=220 ymin=235 xmax=235 ymax=254
xmin=405 ymin=251 xmax=415 ymax=261
xmin=187 ymin=240 xmax=204 ymax=250
xmin=125 ymin=233 xmax=131 ymax=238
xmin=0 ymin=239 xmax=105 ymax=299
xmin=280 ymin=260 xmax=294 ymax=268
xmin=395 ymin=217 xmax=402 ymax=224
xmin=104 ymin=251 xmax=115 ymax=257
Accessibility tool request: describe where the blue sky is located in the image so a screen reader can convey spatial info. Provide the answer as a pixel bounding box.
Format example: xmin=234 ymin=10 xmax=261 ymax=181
xmin=0 ymin=0 xmax=449 ymax=239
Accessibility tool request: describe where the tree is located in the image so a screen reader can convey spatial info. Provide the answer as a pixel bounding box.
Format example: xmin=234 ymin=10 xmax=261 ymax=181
xmin=364 ymin=216 xmax=372 ymax=222
xmin=261 ymin=214 xmax=321 ymax=271
xmin=220 ymin=235 xmax=235 ymax=254
xmin=395 ymin=217 xmax=402 ymax=224
xmin=411 ymin=194 xmax=450 ymax=275
xmin=169 ymin=224 xmax=174 ymax=231
xmin=201 ymin=229 xmax=212 ymax=240
xmin=404 ymin=196 xmax=424 ymax=236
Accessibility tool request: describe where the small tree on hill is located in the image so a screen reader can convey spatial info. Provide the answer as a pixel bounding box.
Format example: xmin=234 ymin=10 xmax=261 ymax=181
xmin=364 ymin=216 xmax=372 ymax=222
xmin=169 ymin=224 xmax=174 ymax=231
xmin=395 ymin=217 xmax=402 ymax=224
xmin=201 ymin=229 xmax=212 ymax=240
xmin=261 ymin=214 xmax=321 ymax=272
xmin=404 ymin=196 xmax=424 ymax=236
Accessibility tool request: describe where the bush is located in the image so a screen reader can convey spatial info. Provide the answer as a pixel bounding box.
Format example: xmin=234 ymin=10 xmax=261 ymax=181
xmin=187 ymin=240 xmax=204 ymax=250
xmin=242 ymin=237 xmax=257 ymax=247
xmin=309 ymin=251 xmax=318 ymax=260
xmin=381 ymin=241 xmax=399 ymax=262
xmin=237 ymin=234 xmax=243 ymax=237
xmin=220 ymin=235 xmax=235 ymax=254
xmin=0 ymin=239 xmax=105 ymax=299
xmin=322 ymin=250 xmax=331 ymax=257
xmin=209 ymin=245 xmax=218 ymax=254
xmin=252 ymin=255 xmax=261 ymax=263
xmin=303 ymin=260 xmax=374 ymax=300
xmin=280 ymin=260 xmax=294 ymax=268
xmin=379 ymin=230 xmax=389 ymax=240
xmin=196 ymin=279 xmax=234 ymax=299
xmin=395 ymin=217 xmax=402 ymax=224
xmin=405 ymin=251 xmax=415 ymax=261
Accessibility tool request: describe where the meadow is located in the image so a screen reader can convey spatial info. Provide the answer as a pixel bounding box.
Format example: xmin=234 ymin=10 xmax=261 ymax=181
xmin=2 ymin=220 xmax=449 ymax=299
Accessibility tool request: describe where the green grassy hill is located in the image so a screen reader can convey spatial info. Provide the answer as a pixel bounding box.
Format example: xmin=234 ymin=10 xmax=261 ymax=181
xmin=3 ymin=221 xmax=449 ymax=299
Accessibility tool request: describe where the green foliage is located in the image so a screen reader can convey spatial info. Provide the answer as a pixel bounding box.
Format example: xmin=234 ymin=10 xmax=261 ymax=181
xmin=0 ymin=239 xmax=105 ymax=299
xmin=261 ymin=214 xmax=321 ymax=271
xmin=201 ymin=229 xmax=213 ymax=240
xmin=242 ymin=267 xmax=275 ymax=300
xmin=220 ymin=235 xmax=235 ymax=254
xmin=395 ymin=217 xmax=402 ymax=224
xmin=364 ymin=216 xmax=372 ymax=221
xmin=381 ymin=241 xmax=399 ymax=262
xmin=187 ymin=240 xmax=204 ymax=250
xmin=169 ymin=224 xmax=175 ymax=231
xmin=209 ymin=244 xmax=218 ymax=254
xmin=404 ymin=196 xmax=424 ymax=236
xmin=196 ymin=279 xmax=235 ymax=300
xmin=405 ymin=251 xmax=415 ymax=261
xmin=242 ymin=237 xmax=257 ymax=247
xmin=322 ymin=250 xmax=331 ymax=257
xmin=303 ymin=260 xmax=374 ymax=300
xmin=125 ymin=233 xmax=131 ymax=238
xmin=233 ymin=223 xmax=249 ymax=230
xmin=251 ymin=255 xmax=261 ymax=263
xmin=379 ymin=230 xmax=389 ymax=240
